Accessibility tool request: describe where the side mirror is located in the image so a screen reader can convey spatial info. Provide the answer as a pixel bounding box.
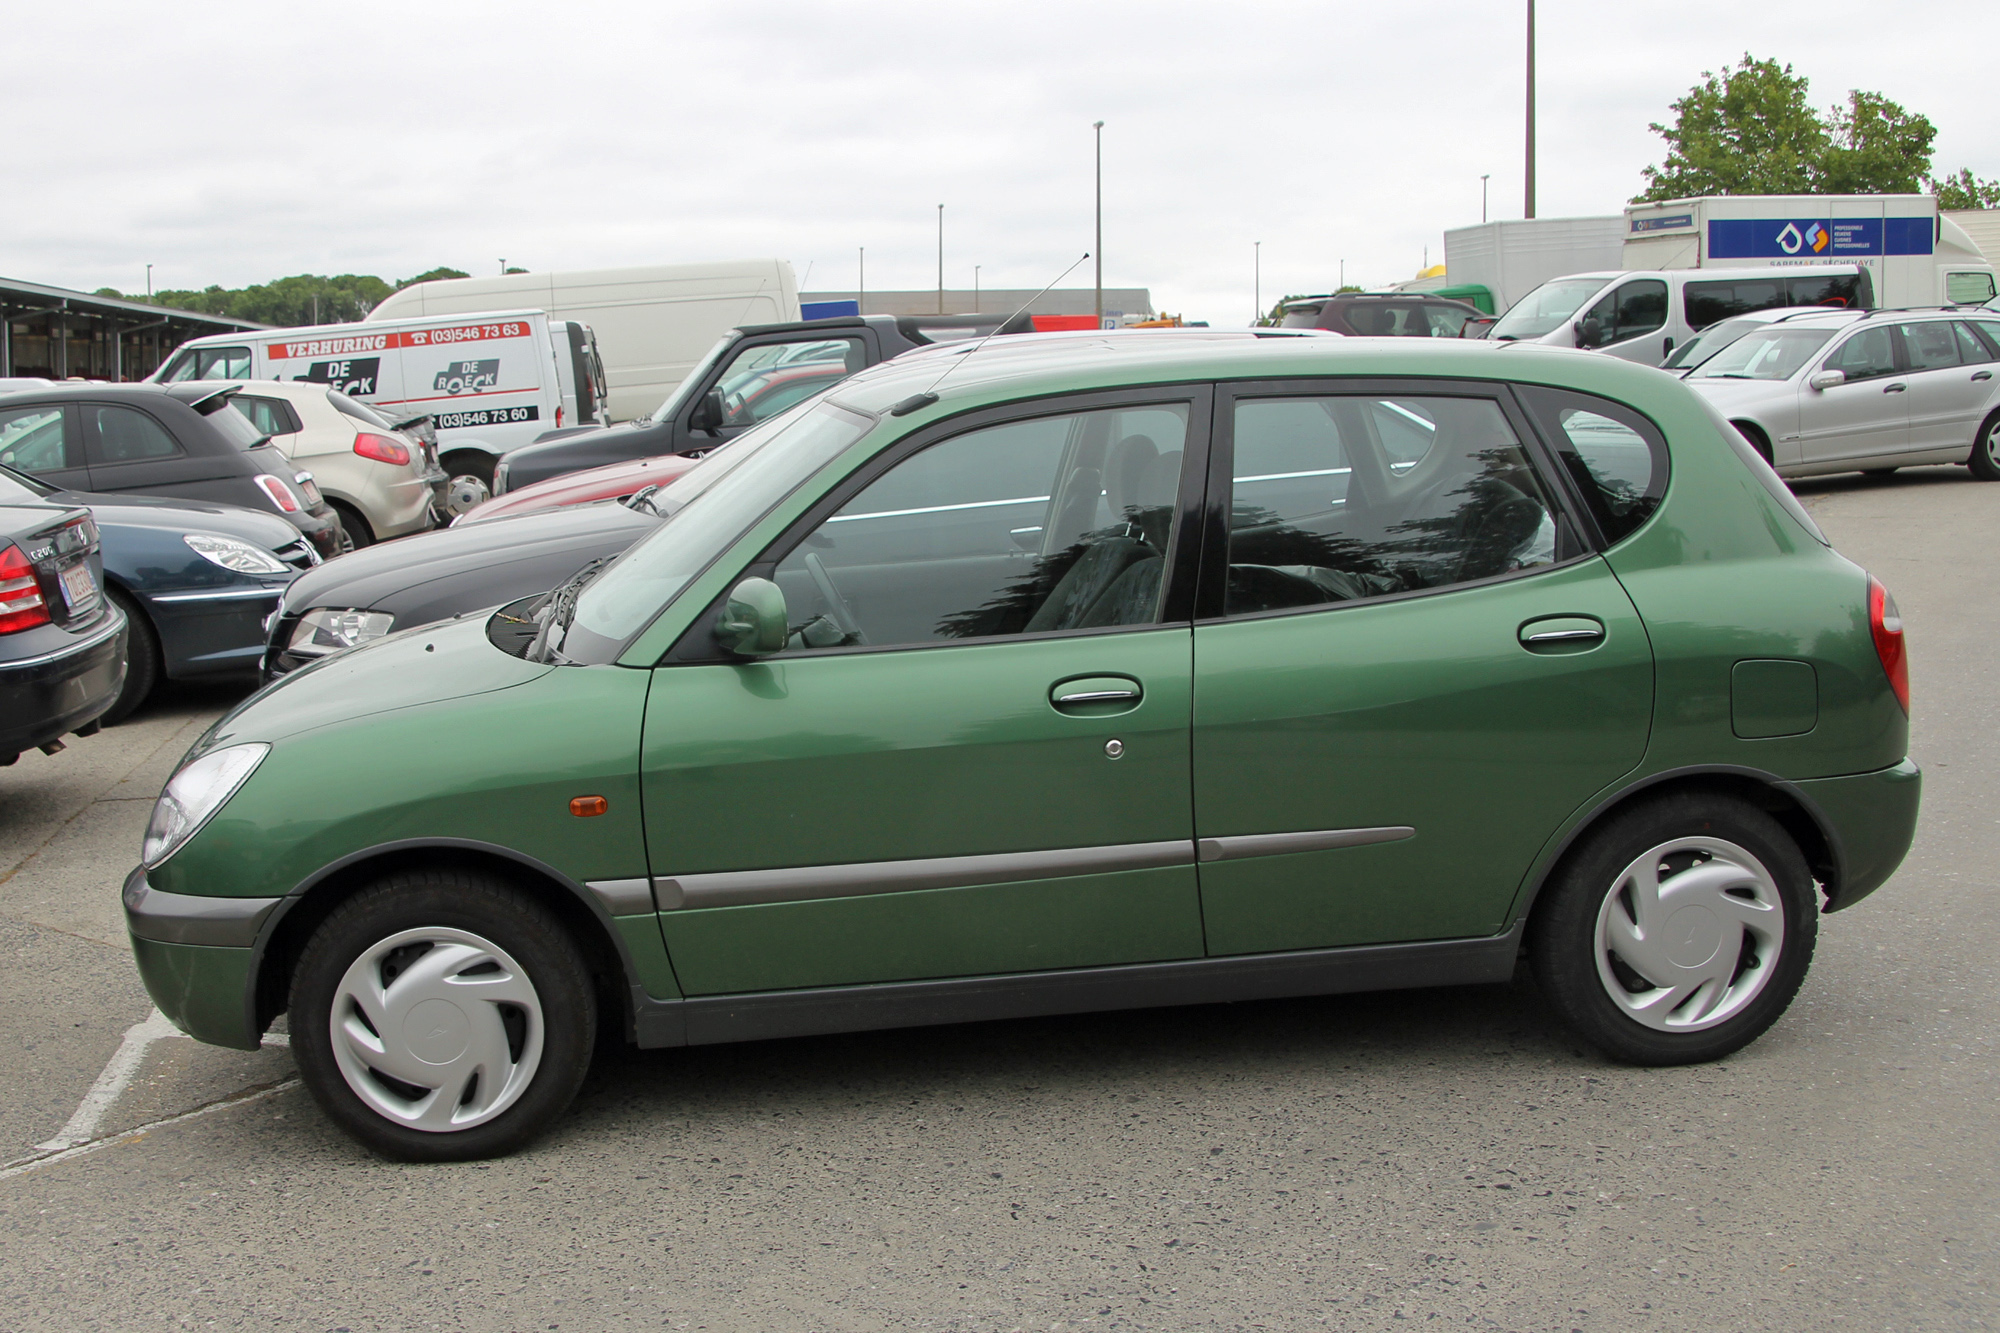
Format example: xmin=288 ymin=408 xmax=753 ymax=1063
xmin=714 ymin=577 xmax=788 ymax=657
xmin=1808 ymin=369 xmax=1847 ymax=392
xmin=1575 ymin=316 xmax=1604 ymax=349
xmin=689 ymin=389 xmax=726 ymax=436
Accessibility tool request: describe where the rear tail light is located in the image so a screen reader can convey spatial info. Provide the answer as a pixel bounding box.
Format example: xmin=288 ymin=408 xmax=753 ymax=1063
xmin=253 ymin=474 xmax=301 ymax=513
xmin=0 ymin=543 xmax=51 ymax=635
xmin=1868 ymin=575 xmax=1908 ymax=713
xmin=353 ymin=432 xmax=411 ymax=466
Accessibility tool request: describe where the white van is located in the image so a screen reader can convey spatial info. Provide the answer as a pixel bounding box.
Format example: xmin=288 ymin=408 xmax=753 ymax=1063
xmin=366 ymin=260 xmax=800 ymax=423
xmin=1486 ymin=264 xmax=1875 ymax=365
xmin=154 ymin=310 xmax=606 ymax=502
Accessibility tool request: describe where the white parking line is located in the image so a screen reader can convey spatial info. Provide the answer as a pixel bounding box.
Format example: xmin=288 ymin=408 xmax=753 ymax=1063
xmin=36 ymin=1009 xmax=183 ymax=1151
xmin=1 ymin=1079 xmax=300 ymax=1182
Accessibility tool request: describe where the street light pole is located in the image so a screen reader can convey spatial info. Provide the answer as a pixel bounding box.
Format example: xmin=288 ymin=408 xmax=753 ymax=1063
xmin=937 ymin=205 xmax=945 ymax=314
xmin=1481 ymin=174 xmax=1491 ymax=223
xmin=1093 ymin=120 xmax=1105 ymax=326
xmin=1254 ymin=241 xmax=1262 ymax=325
xmin=974 ymin=265 xmax=981 ymax=312
xmin=144 ymin=264 xmax=152 ymax=299
xmin=1524 ymin=0 xmax=1537 ymax=220
xmin=858 ymin=247 xmax=865 ymax=314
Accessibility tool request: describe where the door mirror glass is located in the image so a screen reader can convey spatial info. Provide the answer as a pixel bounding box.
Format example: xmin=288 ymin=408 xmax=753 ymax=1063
xmin=689 ymin=389 xmax=725 ymax=435
xmin=1576 ymin=316 xmax=1603 ymax=349
xmin=1808 ymin=369 xmax=1847 ymax=391
xmin=714 ymin=577 xmax=789 ymax=657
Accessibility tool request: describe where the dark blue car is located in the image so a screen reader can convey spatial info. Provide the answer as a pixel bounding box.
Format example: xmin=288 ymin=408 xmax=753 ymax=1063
xmin=0 ymin=463 xmax=314 ymax=721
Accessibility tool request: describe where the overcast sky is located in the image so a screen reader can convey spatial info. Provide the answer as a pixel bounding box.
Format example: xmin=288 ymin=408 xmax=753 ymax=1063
xmin=10 ymin=1 xmax=1996 ymax=325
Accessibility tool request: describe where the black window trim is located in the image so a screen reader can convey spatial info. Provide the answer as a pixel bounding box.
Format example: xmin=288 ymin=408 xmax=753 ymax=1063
xmin=1507 ymin=382 xmax=1673 ymax=552
xmin=80 ymin=399 xmax=188 ymax=468
xmin=661 ymin=382 xmax=1216 ymax=665
xmin=1195 ymin=377 xmax=1607 ymax=627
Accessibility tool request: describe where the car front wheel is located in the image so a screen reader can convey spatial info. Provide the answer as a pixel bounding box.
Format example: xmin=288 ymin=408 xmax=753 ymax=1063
xmin=290 ymin=869 xmax=597 ymax=1160
xmin=1968 ymin=412 xmax=2000 ymax=482
xmin=1527 ymin=792 xmax=1816 ymax=1065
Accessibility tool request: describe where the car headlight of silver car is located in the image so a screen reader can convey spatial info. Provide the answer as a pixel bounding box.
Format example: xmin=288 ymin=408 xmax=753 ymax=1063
xmin=141 ymin=743 xmax=269 ymax=868
xmin=184 ymin=533 xmax=290 ymax=576
xmin=288 ymin=607 xmax=395 ymax=657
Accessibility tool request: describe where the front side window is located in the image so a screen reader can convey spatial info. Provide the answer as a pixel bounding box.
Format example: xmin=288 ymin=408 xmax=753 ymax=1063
xmin=1612 ymin=280 xmax=1668 ymax=340
xmin=94 ymin=405 xmax=181 ymax=462
xmin=1946 ymin=271 xmax=1998 ymax=305
xmin=0 ymin=405 xmax=72 ymax=473
xmin=714 ymin=337 xmax=864 ymax=427
xmin=772 ymin=403 xmax=1190 ymax=650
xmin=184 ymin=347 xmax=251 ymax=380
xmin=1517 ymin=387 xmax=1668 ymax=545
xmin=1824 ymin=327 xmax=1899 ymax=381
xmin=1899 ymin=321 xmax=1962 ymax=371
xmin=1223 ymin=395 xmax=1557 ymax=616
xmin=1489 ymin=278 xmax=1609 ymax=341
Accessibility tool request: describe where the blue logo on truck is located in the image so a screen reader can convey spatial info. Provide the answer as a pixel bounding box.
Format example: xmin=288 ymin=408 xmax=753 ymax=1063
xmin=1708 ymin=217 xmax=1933 ymax=259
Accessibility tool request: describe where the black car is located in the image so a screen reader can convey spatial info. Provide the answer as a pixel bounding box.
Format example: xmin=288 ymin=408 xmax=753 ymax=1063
xmin=494 ymin=312 xmax=1029 ymax=493
xmin=0 ymin=383 xmax=343 ymax=558
xmin=0 ymin=489 xmax=125 ymax=766
xmin=0 ymin=463 xmax=315 ymax=720
xmin=264 ymin=501 xmax=656 ymax=677
xmin=1278 ymin=293 xmax=1492 ymax=338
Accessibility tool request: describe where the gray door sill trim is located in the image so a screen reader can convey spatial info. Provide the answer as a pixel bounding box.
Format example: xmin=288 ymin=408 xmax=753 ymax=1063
xmin=629 ymin=922 xmax=1522 ymax=1049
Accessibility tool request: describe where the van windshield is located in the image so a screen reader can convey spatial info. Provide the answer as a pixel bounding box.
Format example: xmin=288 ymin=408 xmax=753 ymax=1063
xmin=1688 ymin=327 xmax=1837 ymax=381
xmin=1489 ymin=279 xmax=1610 ymax=341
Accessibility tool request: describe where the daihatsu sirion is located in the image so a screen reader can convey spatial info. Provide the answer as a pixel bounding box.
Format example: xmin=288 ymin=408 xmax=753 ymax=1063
xmin=123 ymin=334 xmax=1920 ymax=1161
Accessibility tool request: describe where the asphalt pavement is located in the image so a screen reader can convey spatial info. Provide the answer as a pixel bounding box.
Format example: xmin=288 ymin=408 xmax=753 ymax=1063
xmin=0 ymin=468 xmax=1993 ymax=1332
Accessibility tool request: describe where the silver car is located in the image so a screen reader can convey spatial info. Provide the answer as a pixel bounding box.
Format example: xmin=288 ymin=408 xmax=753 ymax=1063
xmin=1685 ymin=308 xmax=2000 ymax=480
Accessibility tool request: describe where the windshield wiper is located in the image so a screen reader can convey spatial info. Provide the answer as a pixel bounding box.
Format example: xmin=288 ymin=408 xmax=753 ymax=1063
xmin=527 ymin=556 xmax=611 ymax=664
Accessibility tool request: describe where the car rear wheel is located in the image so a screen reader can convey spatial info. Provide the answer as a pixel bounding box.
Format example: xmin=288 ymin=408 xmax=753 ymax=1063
xmin=290 ymin=869 xmax=596 ymax=1161
xmin=440 ymin=450 xmax=495 ymax=514
xmin=1527 ymin=792 xmax=1816 ymax=1066
xmin=329 ymin=500 xmax=375 ymax=549
xmin=102 ymin=587 xmax=158 ymax=725
xmin=1968 ymin=413 xmax=2000 ymax=482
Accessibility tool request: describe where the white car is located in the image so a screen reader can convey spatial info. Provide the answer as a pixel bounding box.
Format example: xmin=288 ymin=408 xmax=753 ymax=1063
xmin=225 ymin=381 xmax=446 ymax=546
xmin=1684 ymin=307 xmax=2000 ymax=480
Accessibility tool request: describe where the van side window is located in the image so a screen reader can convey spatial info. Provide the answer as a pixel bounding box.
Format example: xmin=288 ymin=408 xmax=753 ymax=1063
xmin=1516 ymin=386 xmax=1668 ymax=546
xmin=1786 ymin=273 xmax=1863 ymax=309
xmin=1684 ymin=279 xmax=1781 ymax=330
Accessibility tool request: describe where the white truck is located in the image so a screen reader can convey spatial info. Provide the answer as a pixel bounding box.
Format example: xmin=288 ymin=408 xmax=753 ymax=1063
xmin=1443 ymin=216 xmax=1625 ymax=313
xmin=153 ymin=309 xmax=606 ymax=504
xmin=365 ymin=260 xmax=800 ymax=423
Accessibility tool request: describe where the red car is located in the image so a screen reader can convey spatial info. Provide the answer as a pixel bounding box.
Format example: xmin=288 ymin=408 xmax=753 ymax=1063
xmin=454 ymin=451 xmax=702 ymax=526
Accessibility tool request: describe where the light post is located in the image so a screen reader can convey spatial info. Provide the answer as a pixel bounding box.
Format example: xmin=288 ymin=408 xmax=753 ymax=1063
xmin=974 ymin=265 xmax=981 ymax=312
xmin=1524 ymin=0 xmax=1537 ymax=220
xmin=1253 ymin=241 xmax=1262 ymax=326
xmin=858 ymin=247 xmax=865 ymax=314
xmin=144 ymin=264 xmax=152 ymax=299
xmin=937 ymin=205 xmax=945 ymax=314
xmin=1093 ymin=120 xmax=1104 ymax=326
xmin=1481 ymin=174 xmax=1491 ymax=223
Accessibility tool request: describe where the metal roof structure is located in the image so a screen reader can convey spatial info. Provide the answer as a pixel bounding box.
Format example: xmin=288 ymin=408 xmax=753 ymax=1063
xmin=0 ymin=276 xmax=266 ymax=382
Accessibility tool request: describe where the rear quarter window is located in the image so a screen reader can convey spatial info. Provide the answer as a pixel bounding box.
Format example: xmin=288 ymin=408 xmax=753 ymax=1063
xmin=1515 ymin=386 xmax=1668 ymax=545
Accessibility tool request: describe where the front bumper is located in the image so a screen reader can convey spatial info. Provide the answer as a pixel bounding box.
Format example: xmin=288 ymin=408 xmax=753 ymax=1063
xmin=124 ymin=866 xmax=279 ymax=1049
xmin=1798 ymin=757 xmax=1922 ymax=912
xmin=0 ymin=609 xmax=127 ymax=757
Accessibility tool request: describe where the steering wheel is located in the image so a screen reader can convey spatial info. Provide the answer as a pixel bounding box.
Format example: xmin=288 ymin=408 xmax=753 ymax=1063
xmin=804 ymin=553 xmax=865 ymax=644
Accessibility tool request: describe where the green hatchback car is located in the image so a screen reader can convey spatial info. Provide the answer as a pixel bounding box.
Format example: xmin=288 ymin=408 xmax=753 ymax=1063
xmin=124 ymin=333 xmax=1920 ymax=1160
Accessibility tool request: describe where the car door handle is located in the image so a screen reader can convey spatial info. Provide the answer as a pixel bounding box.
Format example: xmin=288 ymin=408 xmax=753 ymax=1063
xmin=1518 ymin=616 xmax=1605 ymax=652
xmin=1974 ymin=370 xmax=1994 ymax=382
xmin=1050 ymin=675 xmax=1143 ymax=714
xmin=1883 ymin=383 xmax=1906 ymax=393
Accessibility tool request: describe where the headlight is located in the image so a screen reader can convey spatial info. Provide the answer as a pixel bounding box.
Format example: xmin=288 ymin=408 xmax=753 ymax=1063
xmin=287 ymin=607 xmax=395 ymax=657
xmin=184 ymin=533 xmax=289 ymax=575
xmin=141 ymin=743 xmax=269 ymax=868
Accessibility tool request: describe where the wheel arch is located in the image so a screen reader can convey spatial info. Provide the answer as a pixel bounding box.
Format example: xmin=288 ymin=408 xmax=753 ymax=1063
xmin=249 ymin=838 xmax=647 ymax=1047
xmin=1510 ymin=765 xmax=1843 ymax=929
xmin=1729 ymin=419 xmax=1774 ymax=463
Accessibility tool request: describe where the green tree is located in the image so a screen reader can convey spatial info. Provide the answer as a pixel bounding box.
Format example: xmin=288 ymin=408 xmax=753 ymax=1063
xmin=1931 ymin=168 xmax=2000 ymax=210
xmin=397 ymin=266 xmax=472 ymax=287
xmin=1635 ymin=55 xmax=1940 ymax=202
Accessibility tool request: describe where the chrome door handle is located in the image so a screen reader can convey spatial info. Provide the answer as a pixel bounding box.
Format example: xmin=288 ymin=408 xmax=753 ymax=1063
xmin=1883 ymin=383 xmax=1906 ymax=393
xmin=1057 ymin=689 xmax=1139 ymax=703
xmin=1974 ymin=370 xmax=1994 ymax=382
xmin=1050 ymin=675 xmax=1144 ymax=713
xmin=1518 ymin=615 xmax=1606 ymax=652
xmin=1524 ymin=627 xmax=1603 ymax=643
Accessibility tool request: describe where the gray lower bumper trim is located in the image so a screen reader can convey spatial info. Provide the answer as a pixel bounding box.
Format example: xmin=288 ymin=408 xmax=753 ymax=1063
xmin=123 ymin=867 xmax=280 ymax=948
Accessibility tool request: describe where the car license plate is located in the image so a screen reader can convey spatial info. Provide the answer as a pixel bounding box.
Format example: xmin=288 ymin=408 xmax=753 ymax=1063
xmin=60 ymin=562 xmax=96 ymax=611
xmin=297 ymin=477 xmax=323 ymax=506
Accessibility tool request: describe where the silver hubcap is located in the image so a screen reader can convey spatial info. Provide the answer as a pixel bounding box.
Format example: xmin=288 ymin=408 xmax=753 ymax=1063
xmin=444 ymin=475 xmax=491 ymax=514
xmin=1593 ymin=836 xmax=1785 ymax=1033
xmin=329 ymin=926 xmax=544 ymax=1132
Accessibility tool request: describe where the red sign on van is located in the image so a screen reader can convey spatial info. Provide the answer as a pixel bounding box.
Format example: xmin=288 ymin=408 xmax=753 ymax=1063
xmin=264 ymin=321 xmax=533 ymax=361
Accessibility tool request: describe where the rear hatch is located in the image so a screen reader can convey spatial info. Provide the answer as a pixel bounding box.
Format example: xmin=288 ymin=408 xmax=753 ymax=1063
xmin=2 ymin=505 xmax=103 ymax=631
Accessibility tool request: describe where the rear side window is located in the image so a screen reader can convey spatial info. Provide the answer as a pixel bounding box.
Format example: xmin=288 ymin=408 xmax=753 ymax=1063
xmin=0 ymin=405 xmax=74 ymax=473
xmin=1957 ymin=322 xmax=1998 ymax=363
xmin=234 ymin=396 xmax=303 ymax=437
xmin=94 ymin=405 xmax=181 ymax=462
xmin=1516 ymin=387 xmax=1667 ymax=546
xmin=1899 ymin=322 xmax=1960 ymax=371
xmin=1684 ymin=279 xmax=1783 ymax=329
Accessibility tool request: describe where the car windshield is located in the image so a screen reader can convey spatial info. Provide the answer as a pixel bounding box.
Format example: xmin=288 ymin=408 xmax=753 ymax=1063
xmin=0 ymin=462 xmax=53 ymax=503
xmin=1662 ymin=317 xmax=1760 ymax=370
xmin=1488 ymin=278 xmax=1611 ymax=340
xmin=542 ymin=399 xmax=877 ymax=663
xmin=1689 ymin=327 xmax=1837 ymax=381
xmin=645 ymin=335 xmax=739 ymax=424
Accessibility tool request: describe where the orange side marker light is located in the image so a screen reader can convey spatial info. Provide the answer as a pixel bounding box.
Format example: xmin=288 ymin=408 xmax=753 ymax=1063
xmin=569 ymin=795 xmax=609 ymax=818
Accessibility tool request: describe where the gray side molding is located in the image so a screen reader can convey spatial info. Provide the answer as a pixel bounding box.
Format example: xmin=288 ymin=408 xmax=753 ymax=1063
xmin=655 ymin=840 xmax=1196 ymax=911
xmin=583 ymin=878 xmax=657 ymax=916
xmin=1197 ymin=826 xmax=1415 ymax=862
xmin=123 ymin=868 xmax=281 ymax=948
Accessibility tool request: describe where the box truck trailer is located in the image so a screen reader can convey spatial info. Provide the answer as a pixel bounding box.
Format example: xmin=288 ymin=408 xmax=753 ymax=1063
xmin=366 ymin=260 xmax=800 ymax=423
xmin=1443 ymin=216 xmax=1624 ymax=314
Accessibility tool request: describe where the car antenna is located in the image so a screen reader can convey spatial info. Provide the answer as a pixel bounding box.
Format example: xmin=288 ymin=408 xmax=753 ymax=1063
xmin=889 ymin=252 xmax=1091 ymax=416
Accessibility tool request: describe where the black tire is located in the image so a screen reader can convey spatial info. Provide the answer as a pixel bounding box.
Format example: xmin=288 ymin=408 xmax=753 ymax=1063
xmin=1969 ymin=412 xmax=2000 ymax=482
xmin=1526 ymin=791 xmax=1816 ymax=1066
xmin=101 ymin=587 xmax=159 ymax=725
xmin=289 ymin=868 xmax=597 ymax=1161
xmin=441 ymin=449 xmax=495 ymax=492
xmin=329 ymin=500 xmax=375 ymax=549
xmin=1733 ymin=421 xmax=1774 ymax=465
